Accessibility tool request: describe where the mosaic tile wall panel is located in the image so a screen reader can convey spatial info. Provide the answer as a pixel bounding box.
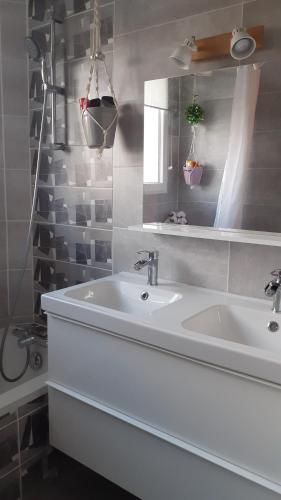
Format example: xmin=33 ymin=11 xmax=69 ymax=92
xmin=28 ymin=0 xmax=114 ymax=322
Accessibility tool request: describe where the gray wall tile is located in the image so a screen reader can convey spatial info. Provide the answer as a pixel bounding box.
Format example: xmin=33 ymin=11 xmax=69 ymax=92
xmin=0 ymin=1 xmax=27 ymax=59
xmin=113 ymin=166 xmax=143 ymax=227
xmin=250 ymin=130 xmax=281 ymax=170
xmin=143 ymin=202 xmax=172 ymax=224
xmin=255 ymin=92 xmax=281 ymax=131
xmin=180 ymin=201 xmax=217 ymax=227
xmin=241 ymin=204 xmax=281 ymax=233
xmin=0 ymin=170 xmax=6 ymax=220
xmin=1 ymin=58 xmax=28 ymax=115
xmin=244 ymin=168 xmax=281 ymax=206
xmin=0 ymin=270 xmax=8 ymax=318
xmin=113 ymin=101 xmax=144 ymax=167
xmin=67 ymin=101 xmax=86 ymax=146
xmin=7 ymin=221 xmax=32 ymax=269
xmin=6 ymin=170 xmax=31 ymax=220
xmin=115 ymin=0 xmax=241 ymax=36
xmin=4 ymin=115 xmax=30 ymax=169
xmin=0 ymin=119 xmax=3 ymax=169
xmin=180 ymin=69 xmax=236 ymax=104
xmin=259 ymin=59 xmax=281 ymax=94
xmin=229 ymin=242 xmax=281 ymax=300
xmin=0 ymin=221 xmax=7 ymax=271
xmin=9 ymin=269 xmax=33 ymax=316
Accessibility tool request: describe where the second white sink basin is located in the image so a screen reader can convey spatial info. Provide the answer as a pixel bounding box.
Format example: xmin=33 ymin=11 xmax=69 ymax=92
xmin=65 ymin=279 xmax=182 ymax=315
xmin=182 ymin=304 xmax=281 ymax=353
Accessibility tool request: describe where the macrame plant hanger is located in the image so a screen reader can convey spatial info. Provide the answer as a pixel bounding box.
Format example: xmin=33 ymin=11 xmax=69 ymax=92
xmin=183 ymin=74 xmax=203 ymax=187
xmin=81 ymin=0 xmax=118 ymax=158
xmin=188 ymin=74 xmax=199 ymax=161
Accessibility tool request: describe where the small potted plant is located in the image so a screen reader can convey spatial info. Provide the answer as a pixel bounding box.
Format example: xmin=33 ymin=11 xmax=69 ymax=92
xmin=185 ymin=99 xmax=204 ymax=126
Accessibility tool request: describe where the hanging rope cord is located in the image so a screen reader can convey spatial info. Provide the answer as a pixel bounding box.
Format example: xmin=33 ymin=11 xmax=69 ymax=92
xmin=188 ymin=75 xmax=198 ymax=159
xmin=82 ymin=0 xmax=118 ymax=156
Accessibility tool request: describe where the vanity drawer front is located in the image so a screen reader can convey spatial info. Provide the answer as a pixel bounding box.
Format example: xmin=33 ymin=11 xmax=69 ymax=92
xmin=49 ymin=386 xmax=280 ymax=500
xmin=48 ymin=315 xmax=281 ymax=485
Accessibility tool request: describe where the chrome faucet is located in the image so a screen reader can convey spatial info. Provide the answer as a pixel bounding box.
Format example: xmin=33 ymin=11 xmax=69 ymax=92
xmin=13 ymin=323 xmax=48 ymax=348
xmin=265 ymin=269 xmax=281 ymax=313
xmin=134 ymin=250 xmax=159 ymax=286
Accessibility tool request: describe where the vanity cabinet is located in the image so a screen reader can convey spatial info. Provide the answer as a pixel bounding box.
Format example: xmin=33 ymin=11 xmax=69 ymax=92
xmin=47 ymin=313 xmax=281 ymax=500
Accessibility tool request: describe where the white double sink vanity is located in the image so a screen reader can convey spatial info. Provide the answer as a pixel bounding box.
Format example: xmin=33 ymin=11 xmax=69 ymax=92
xmin=42 ymin=258 xmax=281 ymax=500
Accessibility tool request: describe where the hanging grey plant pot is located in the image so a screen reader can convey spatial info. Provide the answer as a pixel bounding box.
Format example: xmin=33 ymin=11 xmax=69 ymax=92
xmin=82 ymin=106 xmax=118 ymax=149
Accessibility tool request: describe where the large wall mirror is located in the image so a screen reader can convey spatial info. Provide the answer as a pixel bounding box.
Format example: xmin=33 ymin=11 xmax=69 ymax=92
xmin=143 ymin=60 xmax=281 ymax=234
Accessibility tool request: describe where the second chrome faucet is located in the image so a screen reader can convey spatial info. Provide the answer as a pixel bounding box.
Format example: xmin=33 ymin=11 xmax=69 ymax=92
xmin=265 ymin=269 xmax=281 ymax=313
xmin=134 ymin=250 xmax=159 ymax=286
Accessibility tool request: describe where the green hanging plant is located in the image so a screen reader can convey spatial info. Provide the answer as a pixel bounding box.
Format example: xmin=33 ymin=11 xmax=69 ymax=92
xmin=185 ymin=102 xmax=204 ymax=125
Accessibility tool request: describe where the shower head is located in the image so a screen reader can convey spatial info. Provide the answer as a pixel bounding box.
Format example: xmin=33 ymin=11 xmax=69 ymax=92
xmin=24 ymin=36 xmax=48 ymax=85
xmin=24 ymin=36 xmax=42 ymax=61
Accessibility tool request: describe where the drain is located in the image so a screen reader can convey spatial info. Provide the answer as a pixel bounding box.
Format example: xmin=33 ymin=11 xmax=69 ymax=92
xmin=267 ymin=321 xmax=279 ymax=333
xmin=29 ymin=352 xmax=43 ymax=370
xmin=140 ymin=291 xmax=149 ymax=301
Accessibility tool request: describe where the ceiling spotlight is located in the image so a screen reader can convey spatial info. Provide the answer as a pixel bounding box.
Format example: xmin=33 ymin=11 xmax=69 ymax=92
xmin=230 ymin=26 xmax=256 ymax=60
xmin=169 ymin=37 xmax=197 ymax=70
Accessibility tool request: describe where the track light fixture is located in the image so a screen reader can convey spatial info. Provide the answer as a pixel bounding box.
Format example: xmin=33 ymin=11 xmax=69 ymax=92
xmin=169 ymin=37 xmax=197 ymax=70
xmin=230 ymin=26 xmax=256 ymax=60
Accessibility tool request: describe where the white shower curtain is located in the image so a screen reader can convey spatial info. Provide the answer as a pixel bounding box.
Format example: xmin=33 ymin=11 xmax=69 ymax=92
xmin=214 ymin=64 xmax=261 ymax=229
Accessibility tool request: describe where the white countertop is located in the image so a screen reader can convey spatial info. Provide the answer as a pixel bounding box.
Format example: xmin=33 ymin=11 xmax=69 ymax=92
xmin=42 ymin=272 xmax=281 ymax=386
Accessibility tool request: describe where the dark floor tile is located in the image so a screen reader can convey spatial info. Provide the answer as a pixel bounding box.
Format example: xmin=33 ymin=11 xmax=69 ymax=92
xmin=22 ymin=450 xmax=139 ymax=500
xmin=0 ymin=469 xmax=20 ymax=500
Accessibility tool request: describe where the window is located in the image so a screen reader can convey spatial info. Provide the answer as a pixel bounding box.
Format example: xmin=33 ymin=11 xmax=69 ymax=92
xmin=143 ymin=105 xmax=168 ymax=193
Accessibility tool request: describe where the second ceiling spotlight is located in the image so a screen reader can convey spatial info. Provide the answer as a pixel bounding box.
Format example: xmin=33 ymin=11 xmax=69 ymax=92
xmin=230 ymin=26 xmax=256 ymax=60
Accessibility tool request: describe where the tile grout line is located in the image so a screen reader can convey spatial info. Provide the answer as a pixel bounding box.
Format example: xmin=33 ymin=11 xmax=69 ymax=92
xmin=26 ymin=0 xmax=35 ymax=325
xmin=114 ymin=0 xmax=257 ymax=39
xmin=0 ymin=18 xmax=10 ymax=316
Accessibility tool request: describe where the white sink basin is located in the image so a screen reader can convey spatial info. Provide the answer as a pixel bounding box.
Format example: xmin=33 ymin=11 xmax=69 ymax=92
xmin=65 ymin=279 xmax=182 ymax=315
xmin=182 ymin=304 xmax=281 ymax=353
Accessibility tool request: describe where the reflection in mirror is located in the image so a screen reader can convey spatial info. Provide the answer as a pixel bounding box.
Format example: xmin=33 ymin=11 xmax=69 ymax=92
xmin=143 ymin=61 xmax=281 ymax=234
xmin=143 ymin=79 xmax=168 ymax=192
